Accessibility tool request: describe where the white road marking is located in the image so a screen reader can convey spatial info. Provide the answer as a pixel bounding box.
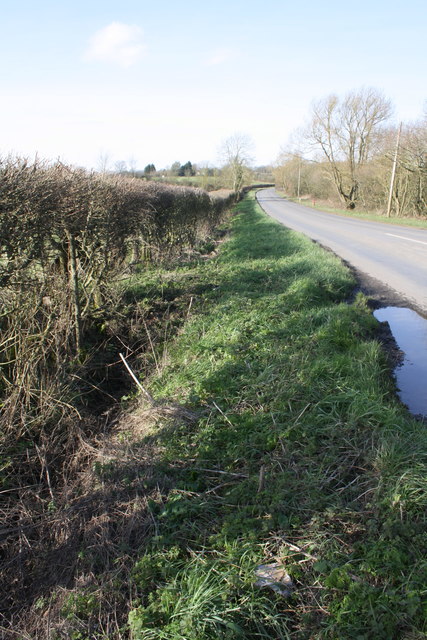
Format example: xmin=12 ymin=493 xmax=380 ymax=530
xmin=386 ymin=233 xmax=427 ymax=246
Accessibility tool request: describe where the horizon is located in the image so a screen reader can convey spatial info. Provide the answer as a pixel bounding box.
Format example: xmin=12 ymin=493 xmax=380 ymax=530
xmin=1 ymin=0 xmax=426 ymax=171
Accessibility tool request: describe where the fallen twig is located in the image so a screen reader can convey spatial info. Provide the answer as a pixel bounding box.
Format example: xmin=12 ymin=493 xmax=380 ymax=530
xmin=212 ymin=401 xmax=233 ymax=426
xmin=119 ymin=353 xmax=154 ymax=404
xmin=192 ymin=467 xmax=249 ymax=478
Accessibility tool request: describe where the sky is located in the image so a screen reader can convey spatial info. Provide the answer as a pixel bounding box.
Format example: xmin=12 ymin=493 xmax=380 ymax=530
xmin=1 ymin=0 xmax=426 ymax=170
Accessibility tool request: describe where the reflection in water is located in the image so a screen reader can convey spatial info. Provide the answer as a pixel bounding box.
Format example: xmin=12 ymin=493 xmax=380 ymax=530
xmin=374 ymin=307 xmax=427 ymax=417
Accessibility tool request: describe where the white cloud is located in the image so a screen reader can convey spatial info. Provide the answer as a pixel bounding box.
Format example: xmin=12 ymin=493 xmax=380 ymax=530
xmin=85 ymin=22 xmax=146 ymax=67
xmin=206 ymin=47 xmax=237 ymax=66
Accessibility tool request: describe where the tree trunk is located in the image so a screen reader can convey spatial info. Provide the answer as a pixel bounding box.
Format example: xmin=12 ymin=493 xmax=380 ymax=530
xmin=66 ymin=230 xmax=82 ymax=354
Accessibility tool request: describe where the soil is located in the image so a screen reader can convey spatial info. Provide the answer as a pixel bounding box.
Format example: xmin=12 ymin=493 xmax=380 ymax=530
xmin=350 ymin=265 xmax=426 ymax=318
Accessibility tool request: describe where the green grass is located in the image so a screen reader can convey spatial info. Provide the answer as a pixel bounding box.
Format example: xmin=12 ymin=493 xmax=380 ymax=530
xmin=59 ymin=193 xmax=427 ymax=639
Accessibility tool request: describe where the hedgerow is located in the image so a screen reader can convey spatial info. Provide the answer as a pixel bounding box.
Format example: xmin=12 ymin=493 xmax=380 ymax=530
xmin=0 ymin=156 xmax=233 ymax=629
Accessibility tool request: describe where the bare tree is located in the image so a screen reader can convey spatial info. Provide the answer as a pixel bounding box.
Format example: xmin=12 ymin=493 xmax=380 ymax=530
xmin=97 ymin=151 xmax=110 ymax=174
xmin=219 ymin=133 xmax=254 ymax=194
xmin=306 ymin=87 xmax=392 ymax=208
xmin=392 ymin=120 xmax=427 ymax=216
xmin=128 ymin=155 xmax=137 ymax=176
xmin=114 ymin=160 xmax=128 ymax=174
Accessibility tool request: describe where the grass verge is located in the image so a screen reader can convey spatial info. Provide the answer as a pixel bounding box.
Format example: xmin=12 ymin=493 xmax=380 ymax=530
xmin=25 ymin=193 xmax=427 ymax=639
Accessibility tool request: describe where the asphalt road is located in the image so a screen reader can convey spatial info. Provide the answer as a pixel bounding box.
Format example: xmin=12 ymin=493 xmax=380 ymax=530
xmin=256 ymin=188 xmax=427 ymax=314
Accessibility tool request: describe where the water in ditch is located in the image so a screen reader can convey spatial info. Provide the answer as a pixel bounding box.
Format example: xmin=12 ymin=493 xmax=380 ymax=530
xmin=374 ymin=306 xmax=427 ymax=417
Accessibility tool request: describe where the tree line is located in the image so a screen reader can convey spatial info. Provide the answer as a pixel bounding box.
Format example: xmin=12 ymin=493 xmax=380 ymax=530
xmin=113 ymin=133 xmax=273 ymax=193
xmin=275 ymin=87 xmax=426 ymax=216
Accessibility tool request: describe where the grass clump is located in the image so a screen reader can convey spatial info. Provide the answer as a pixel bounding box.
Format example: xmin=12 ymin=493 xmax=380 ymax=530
xmin=129 ymin=549 xmax=291 ymax=640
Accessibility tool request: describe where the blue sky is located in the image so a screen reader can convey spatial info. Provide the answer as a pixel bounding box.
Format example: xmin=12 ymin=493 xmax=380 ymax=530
xmin=1 ymin=0 xmax=425 ymax=170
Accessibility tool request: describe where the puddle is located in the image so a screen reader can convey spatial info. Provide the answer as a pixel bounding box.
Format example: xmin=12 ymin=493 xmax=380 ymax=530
xmin=374 ymin=307 xmax=427 ymax=417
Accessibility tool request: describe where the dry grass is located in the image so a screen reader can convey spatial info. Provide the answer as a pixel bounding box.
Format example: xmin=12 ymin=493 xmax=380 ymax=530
xmin=0 ymin=397 xmax=198 ymax=639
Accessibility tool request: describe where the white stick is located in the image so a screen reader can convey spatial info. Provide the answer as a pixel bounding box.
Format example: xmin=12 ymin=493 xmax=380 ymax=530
xmin=119 ymin=353 xmax=154 ymax=404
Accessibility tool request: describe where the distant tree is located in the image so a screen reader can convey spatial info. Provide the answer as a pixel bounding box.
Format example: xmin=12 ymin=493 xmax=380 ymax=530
xmin=305 ymin=87 xmax=392 ymax=208
xmin=253 ymin=165 xmax=274 ymax=183
xmin=171 ymin=161 xmax=181 ymax=176
xmin=128 ymin=156 xmax=137 ymax=176
xmin=144 ymin=163 xmax=156 ymax=175
xmin=219 ymin=133 xmax=254 ymax=193
xmin=178 ymin=161 xmax=195 ymax=177
xmin=114 ymin=160 xmax=128 ymax=174
xmin=97 ymin=151 xmax=110 ymax=174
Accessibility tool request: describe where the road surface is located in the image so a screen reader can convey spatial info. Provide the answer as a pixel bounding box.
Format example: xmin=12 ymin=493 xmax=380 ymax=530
xmin=256 ymin=188 xmax=427 ymax=314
